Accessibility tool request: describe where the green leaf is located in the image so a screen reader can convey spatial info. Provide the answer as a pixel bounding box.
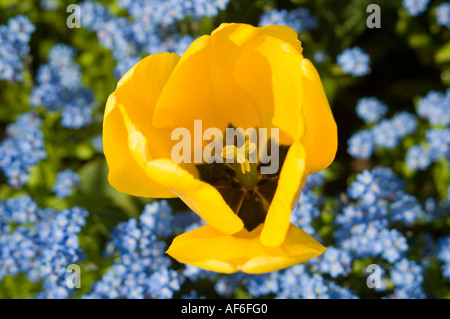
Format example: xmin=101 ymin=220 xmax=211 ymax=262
xmin=78 ymin=157 xmax=140 ymax=218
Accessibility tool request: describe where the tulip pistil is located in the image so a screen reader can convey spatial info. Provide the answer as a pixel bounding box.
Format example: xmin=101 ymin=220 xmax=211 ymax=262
xmin=221 ymin=140 xmax=258 ymax=190
xmin=197 ymin=137 xmax=290 ymax=232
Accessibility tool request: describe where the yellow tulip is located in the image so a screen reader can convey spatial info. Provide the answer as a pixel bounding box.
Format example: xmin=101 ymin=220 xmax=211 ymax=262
xmin=103 ymin=23 xmax=337 ymax=274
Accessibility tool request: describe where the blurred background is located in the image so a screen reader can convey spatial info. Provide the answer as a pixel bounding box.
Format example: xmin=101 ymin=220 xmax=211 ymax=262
xmin=0 ymin=0 xmax=449 ymax=299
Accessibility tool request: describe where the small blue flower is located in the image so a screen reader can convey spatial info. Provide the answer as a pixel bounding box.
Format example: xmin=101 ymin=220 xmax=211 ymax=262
xmin=406 ymin=145 xmax=432 ymax=170
xmin=91 ymin=136 xmax=103 ymax=153
xmin=86 ymin=201 xmax=182 ymax=299
xmin=372 ymin=119 xmax=399 ymax=149
xmin=387 ymin=286 xmax=425 ymax=299
xmin=0 ymin=15 xmax=35 ymax=81
xmin=30 ymin=44 xmax=97 ymax=129
xmin=304 ymin=171 xmax=325 ymax=190
xmin=214 ymin=273 xmax=246 ymax=297
xmin=417 ymin=90 xmax=450 ymax=126
xmin=437 ymin=238 xmax=450 ymax=262
xmin=140 ymin=200 xmax=174 ymax=238
xmin=390 ymin=258 xmax=424 ymax=289
xmin=390 ymin=194 xmax=424 ymax=225
xmin=52 ymin=169 xmax=80 ymax=198
xmin=403 ymin=0 xmax=430 ymax=16
xmin=311 ymin=246 xmax=352 ymax=278
xmin=0 ymin=112 xmax=46 ymax=188
xmin=290 ymin=190 xmax=321 ymax=236
xmin=391 ymin=112 xmax=418 ymax=137
xmin=356 ymin=97 xmax=388 ymax=123
xmin=40 ymin=0 xmax=59 ymax=11
xmin=259 ymin=8 xmax=317 ymax=32
xmin=314 ymin=50 xmax=327 ymax=64
xmin=78 ymin=1 xmax=112 ymax=31
xmin=148 ymin=268 xmax=184 ymax=299
xmin=245 ymin=272 xmax=280 ymax=297
xmin=347 ymin=167 xmax=404 ymax=204
xmin=426 ymin=128 xmax=450 ymax=161
xmin=182 ymin=264 xmax=216 ymax=282
xmin=61 ymin=105 xmax=93 ymax=129
xmin=0 ymin=196 xmax=88 ymax=298
xmin=436 ymin=3 xmax=450 ymax=28
xmin=337 ymin=47 xmax=371 ymax=77
xmin=380 ymin=229 xmax=408 ymax=263
xmin=347 ymin=130 xmax=374 ymax=159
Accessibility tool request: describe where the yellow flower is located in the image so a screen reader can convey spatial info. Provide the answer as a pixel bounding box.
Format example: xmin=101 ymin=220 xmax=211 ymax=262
xmin=103 ymin=23 xmax=337 ymax=274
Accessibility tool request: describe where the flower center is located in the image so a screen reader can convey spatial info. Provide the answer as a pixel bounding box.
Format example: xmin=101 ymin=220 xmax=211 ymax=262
xmin=196 ymin=127 xmax=290 ymax=232
xmin=221 ymin=140 xmax=258 ymax=190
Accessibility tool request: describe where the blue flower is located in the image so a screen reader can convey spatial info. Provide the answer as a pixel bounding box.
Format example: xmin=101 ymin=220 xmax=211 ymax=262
xmin=436 ymin=3 xmax=450 ymax=28
xmin=390 ymin=258 xmax=424 ymax=289
xmin=347 ymin=130 xmax=374 ymax=159
xmin=0 ymin=196 xmax=88 ymax=298
xmin=347 ymin=167 xmax=404 ymax=205
xmin=387 ymin=286 xmax=425 ymax=298
xmin=140 ymin=200 xmax=174 ymax=238
xmin=403 ymin=0 xmax=430 ymax=16
xmin=30 ymin=44 xmax=97 ymax=129
xmin=437 ymin=237 xmax=450 ymax=279
xmin=314 ymin=50 xmax=327 ymax=64
xmin=78 ymin=1 xmax=211 ymax=79
xmin=52 ymin=169 xmax=80 ymax=198
xmin=214 ymin=273 xmax=246 ymax=297
xmin=86 ymin=201 xmax=183 ymax=299
xmin=356 ymin=97 xmax=388 ymax=123
xmin=417 ymin=90 xmax=450 ymax=126
xmin=0 ymin=15 xmax=35 ymax=81
xmin=78 ymin=1 xmax=112 ymax=31
xmin=406 ymin=145 xmax=432 ymax=170
xmin=182 ymin=264 xmax=216 ymax=282
xmin=390 ymin=194 xmax=424 ymax=225
xmin=259 ymin=8 xmax=317 ymax=32
xmin=0 ymin=112 xmax=47 ymax=188
xmin=391 ymin=112 xmax=418 ymax=136
xmin=311 ymin=246 xmax=352 ymax=278
xmin=40 ymin=0 xmax=59 ymax=11
xmin=426 ymin=128 xmax=450 ymax=161
xmin=337 ymin=47 xmax=371 ymax=77
xmin=245 ymin=272 xmax=280 ymax=297
xmin=290 ymin=190 xmax=321 ymax=236
xmin=148 ymin=268 xmax=185 ymax=299
xmin=61 ymin=104 xmax=93 ymax=129
xmin=0 ymin=195 xmax=39 ymax=224
xmin=91 ymin=136 xmax=103 ymax=153
xmin=181 ymin=290 xmax=205 ymax=299
xmin=280 ymin=272 xmax=357 ymax=299
xmin=380 ymin=229 xmax=408 ymax=263
xmin=372 ymin=119 xmax=399 ymax=149
xmin=304 ymin=171 xmax=325 ymax=190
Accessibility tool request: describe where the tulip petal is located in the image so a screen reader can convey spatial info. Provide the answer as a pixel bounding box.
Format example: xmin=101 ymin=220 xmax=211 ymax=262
xmin=104 ymin=93 xmax=174 ymax=198
xmin=234 ymin=25 xmax=305 ymax=144
xmin=153 ymin=24 xmax=308 ymax=146
xmin=166 ymin=223 xmax=326 ymax=274
xmin=300 ymin=59 xmax=338 ymax=173
xmin=141 ymin=158 xmax=244 ymax=235
xmin=260 ymin=142 xmax=308 ymax=247
xmin=104 ymin=53 xmax=181 ymax=198
xmin=153 ymin=25 xmax=263 ymax=133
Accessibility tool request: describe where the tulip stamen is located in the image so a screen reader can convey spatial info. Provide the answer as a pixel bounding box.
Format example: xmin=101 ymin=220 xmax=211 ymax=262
xmin=220 ymin=140 xmax=258 ymax=190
